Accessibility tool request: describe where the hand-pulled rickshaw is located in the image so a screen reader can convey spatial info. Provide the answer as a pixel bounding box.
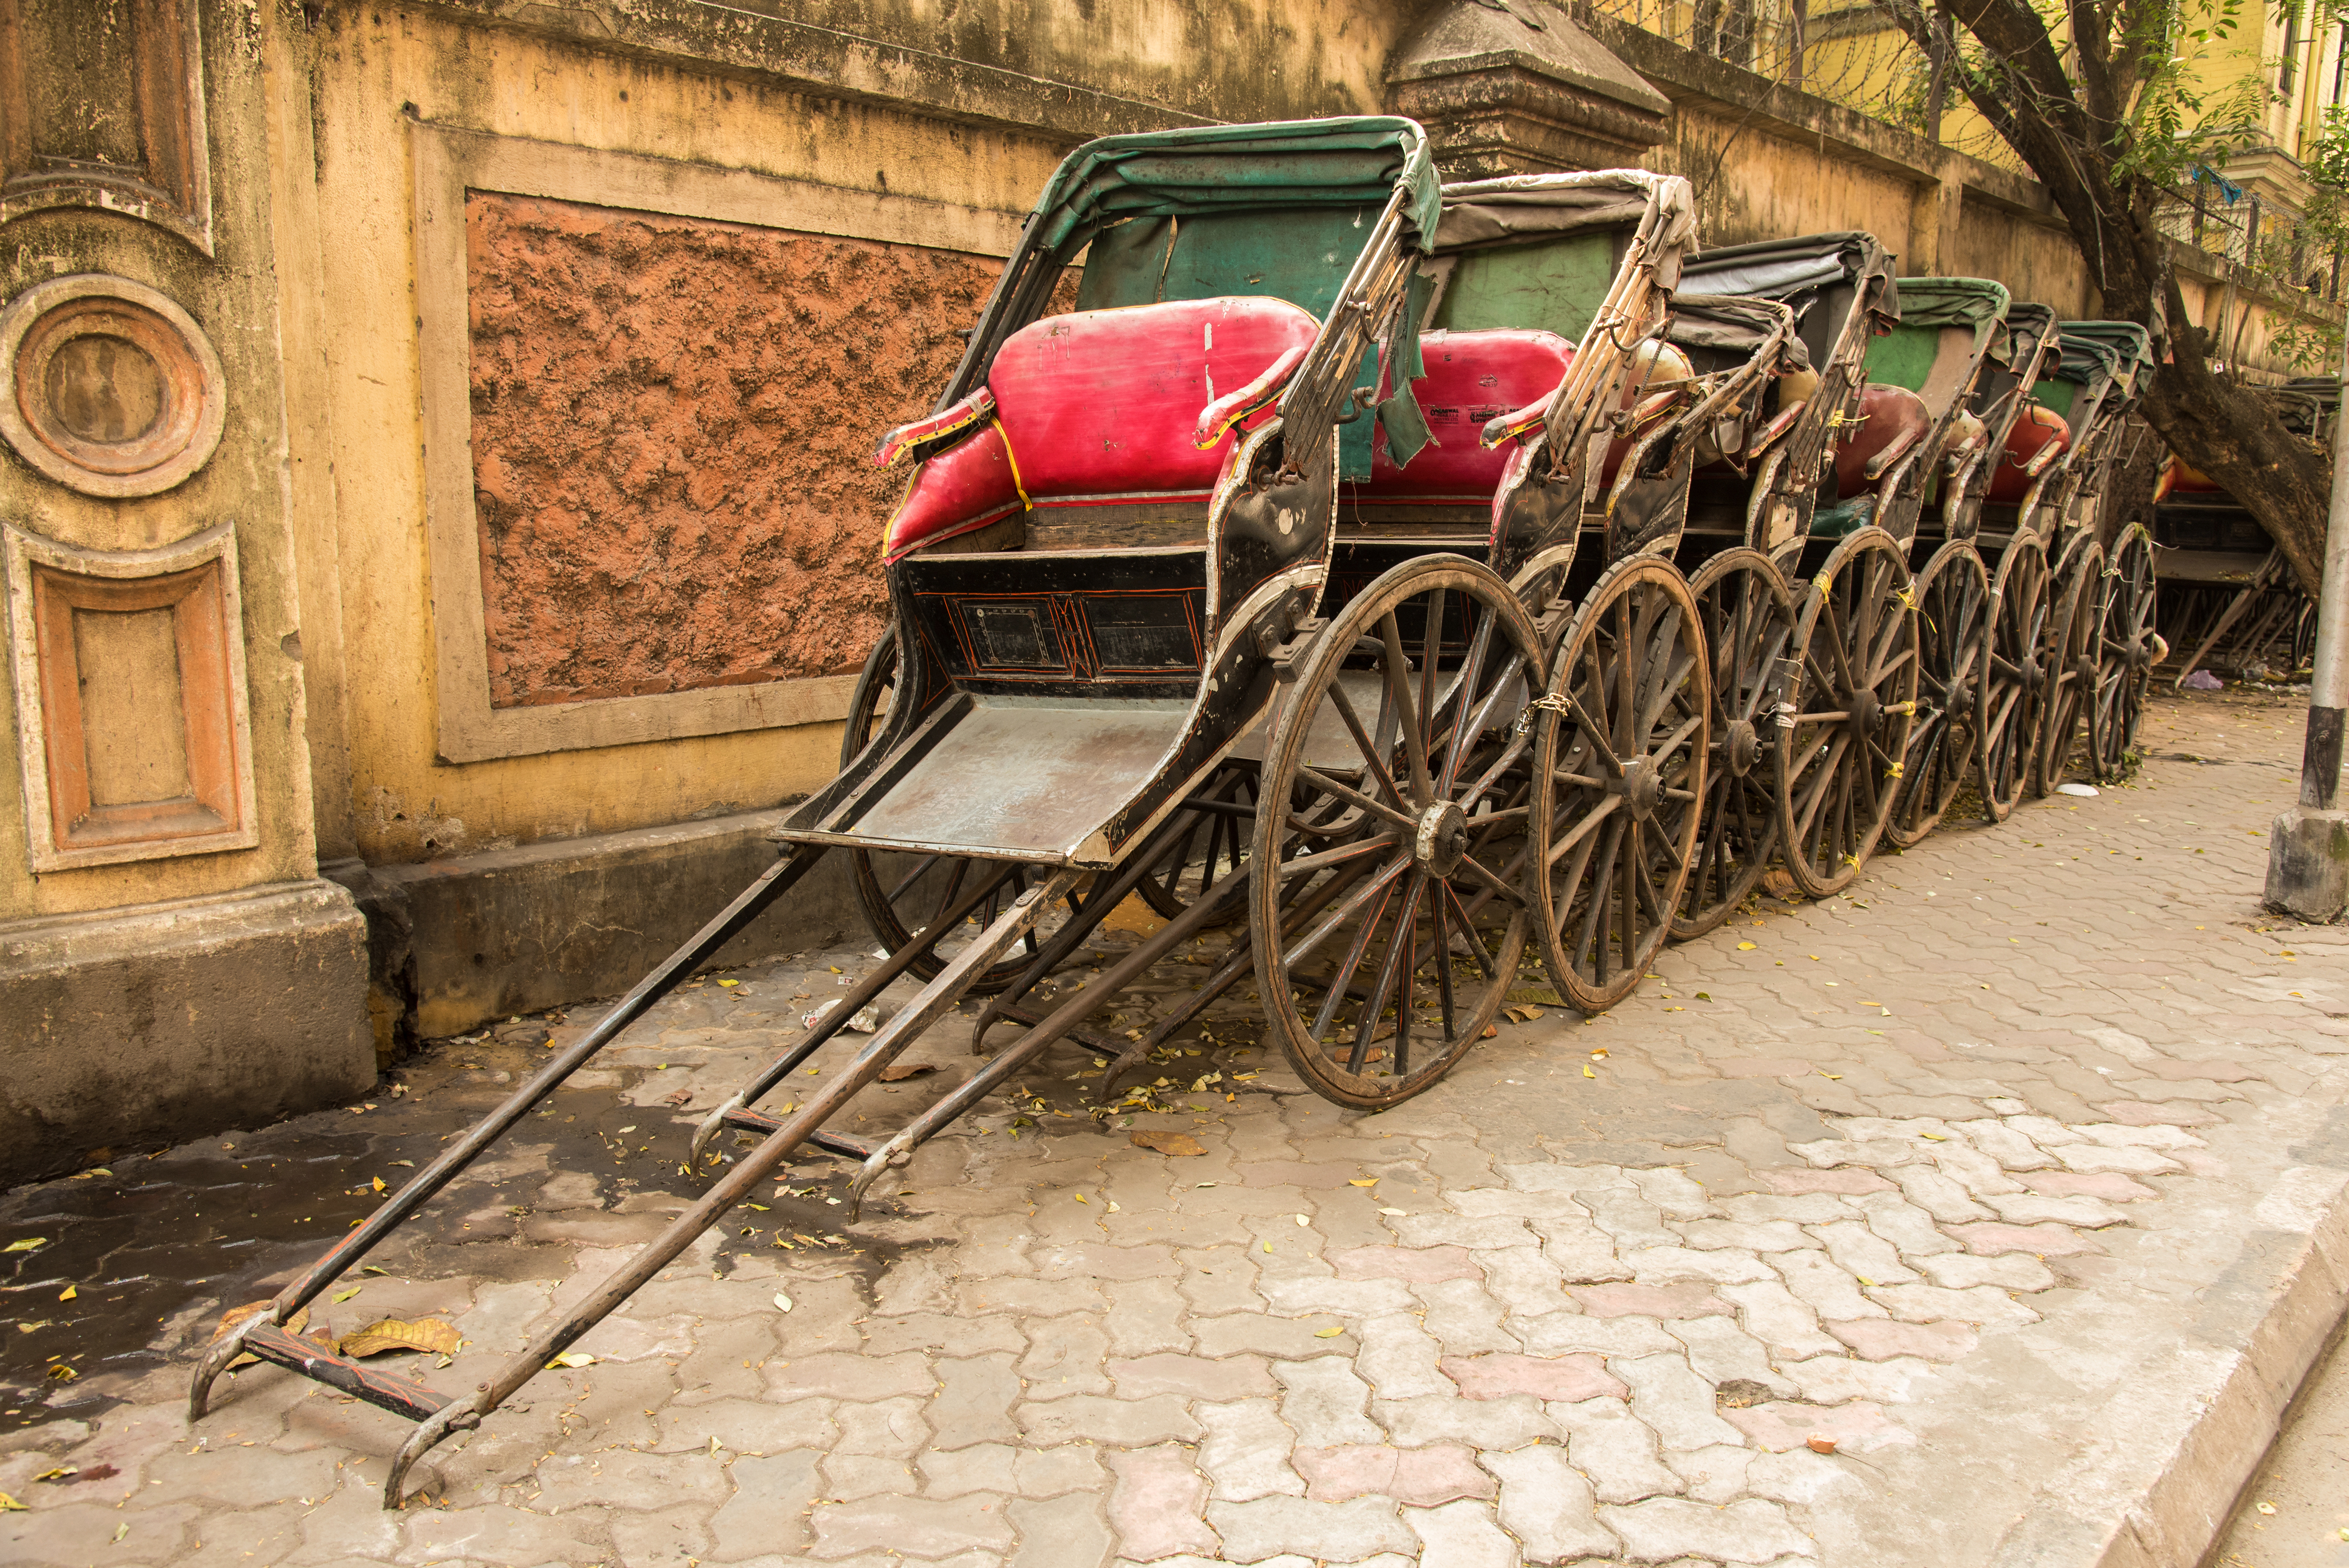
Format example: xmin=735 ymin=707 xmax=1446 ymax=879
xmin=2026 ymin=321 xmax=2157 ymax=790
xmin=189 ymin=120 xmax=1786 ymax=1505
xmin=185 ymin=111 xmax=2187 ymax=1510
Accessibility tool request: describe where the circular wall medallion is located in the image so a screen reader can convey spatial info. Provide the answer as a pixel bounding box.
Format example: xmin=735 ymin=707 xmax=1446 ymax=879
xmin=0 ymin=275 xmax=226 ymax=498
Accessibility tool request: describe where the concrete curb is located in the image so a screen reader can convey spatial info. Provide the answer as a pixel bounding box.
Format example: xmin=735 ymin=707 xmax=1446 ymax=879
xmin=1988 ymin=1159 xmax=2349 ymax=1568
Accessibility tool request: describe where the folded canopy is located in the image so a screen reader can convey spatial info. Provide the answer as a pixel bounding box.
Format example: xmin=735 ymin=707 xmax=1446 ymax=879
xmin=1029 ymin=117 xmax=1442 ymax=259
xmin=1431 ymin=170 xmax=1698 ymax=288
xmin=1677 ymin=232 xmax=1902 ymax=327
xmin=2053 ymin=321 xmax=2154 ymax=391
xmin=1666 ymin=294 xmax=1811 ymax=367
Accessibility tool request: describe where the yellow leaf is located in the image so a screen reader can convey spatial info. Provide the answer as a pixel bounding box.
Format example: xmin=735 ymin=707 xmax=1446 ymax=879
xmin=338 ymin=1318 xmax=463 ymax=1358
xmin=45 ymin=1364 xmax=75 ymax=1382
xmin=0 ymin=1494 xmax=22 ymax=1511
xmin=717 ymin=978 xmax=740 ymax=988
xmin=3 ymin=1238 xmax=45 ymax=1253
xmin=1858 ymin=1276 xmax=1877 ymax=1287
xmin=1583 ymin=1065 xmax=1595 ymax=1078
xmin=1737 ymin=941 xmax=1758 ymax=950
xmin=371 ymin=1177 xmax=386 ymax=1194
xmin=332 ymin=1286 xmax=363 ymax=1303
xmin=1314 ymin=1326 xmax=1347 ymax=1338
xmin=56 ymin=1286 xmax=74 ymax=1302
xmin=545 ymin=1351 xmax=596 ymax=1369
xmin=1073 ymin=1194 xmax=1088 ymax=1204
xmin=1348 ymin=1178 xmax=1379 ymax=1187
xmin=1262 ymin=1241 xmax=1274 ymax=1253
xmin=1918 ymin=1133 xmax=1945 ymax=1142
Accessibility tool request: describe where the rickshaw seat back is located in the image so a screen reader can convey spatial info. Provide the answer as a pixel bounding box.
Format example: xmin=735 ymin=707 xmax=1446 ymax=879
xmin=1987 ymin=404 xmax=2069 ymax=504
xmin=1349 ymin=328 xmax=1574 ymax=501
xmin=885 ymin=296 xmax=1319 ymax=559
xmin=1832 ymin=383 xmax=1931 ymax=500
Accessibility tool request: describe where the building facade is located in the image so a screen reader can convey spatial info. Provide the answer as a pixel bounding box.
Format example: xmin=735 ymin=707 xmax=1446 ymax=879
xmin=0 ymin=0 xmax=2260 ymax=1182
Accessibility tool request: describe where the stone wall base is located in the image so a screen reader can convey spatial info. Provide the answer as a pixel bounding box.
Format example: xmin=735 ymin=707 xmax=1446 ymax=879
xmin=330 ymin=807 xmax=864 ymax=1051
xmin=0 ymin=881 xmax=374 ymax=1187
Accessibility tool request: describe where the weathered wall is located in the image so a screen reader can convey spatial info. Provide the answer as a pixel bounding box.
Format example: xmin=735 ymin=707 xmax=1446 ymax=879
xmin=295 ymin=4 xmax=1075 ymax=867
xmin=465 ymin=195 xmax=974 ymax=706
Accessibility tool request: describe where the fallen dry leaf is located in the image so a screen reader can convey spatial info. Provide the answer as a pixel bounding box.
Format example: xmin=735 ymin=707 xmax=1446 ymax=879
xmin=337 ymin=1318 xmax=462 ymax=1358
xmin=2 ymin=1238 xmax=45 ymax=1254
xmin=545 ymin=1350 xmax=595 ymax=1369
xmin=1131 ymin=1131 xmax=1206 ymax=1157
xmin=1313 ymin=1325 xmax=1346 ymax=1338
xmin=774 ymin=1292 xmax=794 ymax=1314
xmin=213 ymin=1301 xmax=309 ymax=1368
xmin=1807 ymin=1435 xmax=1838 ymax=1454
xmin=660 ymin=1089 xmax=693 ymax=1108
xmin=56 ymin=1285 xmax=74 ymax=1302
xmin=879 ymin=1063 xmax=936 ymax=1083
xmin=0 ymin=1493 xmax=22 ymax=1511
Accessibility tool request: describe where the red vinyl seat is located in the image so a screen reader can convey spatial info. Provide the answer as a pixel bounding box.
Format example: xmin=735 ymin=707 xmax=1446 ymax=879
xmin=1986 ymin=403 xmax=2070 ymax=504
xmin=1349 ymin=329 xmax=1575 ymax=501
xmin=1832 ymin=383 xmax=1933 ymax=500
xmin=886 ymin=297 xmax=1321 ymax=559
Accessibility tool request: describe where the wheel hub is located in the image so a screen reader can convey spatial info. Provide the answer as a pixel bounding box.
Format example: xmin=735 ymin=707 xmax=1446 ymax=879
xmin=1850 ymin=689 xmax=1883 ymax=737
xmin=1722 ymin=719 xmax=1761 ymax=779
xmin=2124 ymin=632 xmax=2152 ymax=670
xmin=1943 ymin=674 xmax=1973 ymax=714
xmin=2019 ymin=655 xmax=2044 ymax=693
xmin=1617 ymin=756 xmax=1664 ymax=821
xmin=1414 ymin=801 xmax=1470 ymax=876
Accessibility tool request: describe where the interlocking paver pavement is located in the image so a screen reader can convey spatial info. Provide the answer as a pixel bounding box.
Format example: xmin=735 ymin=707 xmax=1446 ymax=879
xmin=3 ymin=686 xmax=2344 ymax=1568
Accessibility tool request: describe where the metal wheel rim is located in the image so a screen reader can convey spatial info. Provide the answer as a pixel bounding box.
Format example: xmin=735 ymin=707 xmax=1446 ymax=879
xmin=2089 ymin=525 xmax=2155 ymax=781
xmin=1884 ymin=541 xmax=1989 ymax=849
xmin=1535 ymin=555 xmax=1711 ymax=1007
xmin=1976 ymin=539 xmax=2049 ymax=822
xmin=2032 ymin=541 xmax=2101 ymax=797
xmin=1249 ymin=557 xmax=1543 ymax=1110
xmin=1775 ymin=528 xmax=1919 ymax=895
xmin=1671 ymin=548 xmax=1789 ymax=941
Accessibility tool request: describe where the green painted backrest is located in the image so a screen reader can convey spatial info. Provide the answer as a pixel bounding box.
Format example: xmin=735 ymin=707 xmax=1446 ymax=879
xmin=1428 ymin=230 xmax=1623 ymax=342
xmin=1076 ymin=208 xmax=1377 ymax=318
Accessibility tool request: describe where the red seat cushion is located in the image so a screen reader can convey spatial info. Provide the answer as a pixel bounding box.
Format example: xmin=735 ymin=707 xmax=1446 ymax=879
xmin=1351 ymin=329 xmax=1575 ymax=500
xmin=1987 ymin=404 xmax=2069 ymax=504
xmin=990 ymin=297 xmax=1321 ymax=502
xmin=885 ymin=422 xmax=1021 ymax=560
xmin=1833 ymin=383 xmax=1932 ymax=500
xmin=884 ymin=296 xmax=1320 ymax=560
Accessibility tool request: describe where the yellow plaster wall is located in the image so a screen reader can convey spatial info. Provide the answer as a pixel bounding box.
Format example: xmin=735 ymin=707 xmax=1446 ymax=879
xmin=0 ymin=17 xmax=325 ymax=920
xmin=298 ymin=6 xmax=1074 ymax=864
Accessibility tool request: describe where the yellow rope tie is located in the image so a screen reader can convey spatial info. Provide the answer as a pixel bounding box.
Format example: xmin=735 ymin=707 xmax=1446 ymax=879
xmin=1883 ymin=762 xmax=1904 ymax=779
xmin=994 ymin=419 xmax=1032 ymax=510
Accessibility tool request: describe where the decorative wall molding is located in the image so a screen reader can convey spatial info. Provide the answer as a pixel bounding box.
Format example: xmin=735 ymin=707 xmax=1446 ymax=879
xmin=0 ymin=273 xmax=226 ymax=498
xmin=0 ymin=0 xmax=213 ymax=254
xmin=411 ymin=118 xmax=1024 ymax=763
xmin=4 ymin=519 xmax=257 ymax=872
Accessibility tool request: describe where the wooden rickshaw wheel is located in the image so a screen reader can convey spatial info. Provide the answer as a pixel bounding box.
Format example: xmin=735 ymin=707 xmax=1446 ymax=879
xmin=1976 ymin=537 xmax=2050 ymax=823
xmin=1249 ymin=555 xmax=1544 ymax=1110
xmin=1773 ymin=527 xmax=1919 ymax=897
xmin=1535 ymin=554 xmax=1711 ymax=1006
xmin=1883 ymin=540 xmax=1990 ymax=849
xmin=2088 ymin=523 xmax=2157 ymax=782
xmin=1672 ymin=548 xmax=1792 ymax=941
xmin=2032 ymin=538 xmax=2103 ymax=797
